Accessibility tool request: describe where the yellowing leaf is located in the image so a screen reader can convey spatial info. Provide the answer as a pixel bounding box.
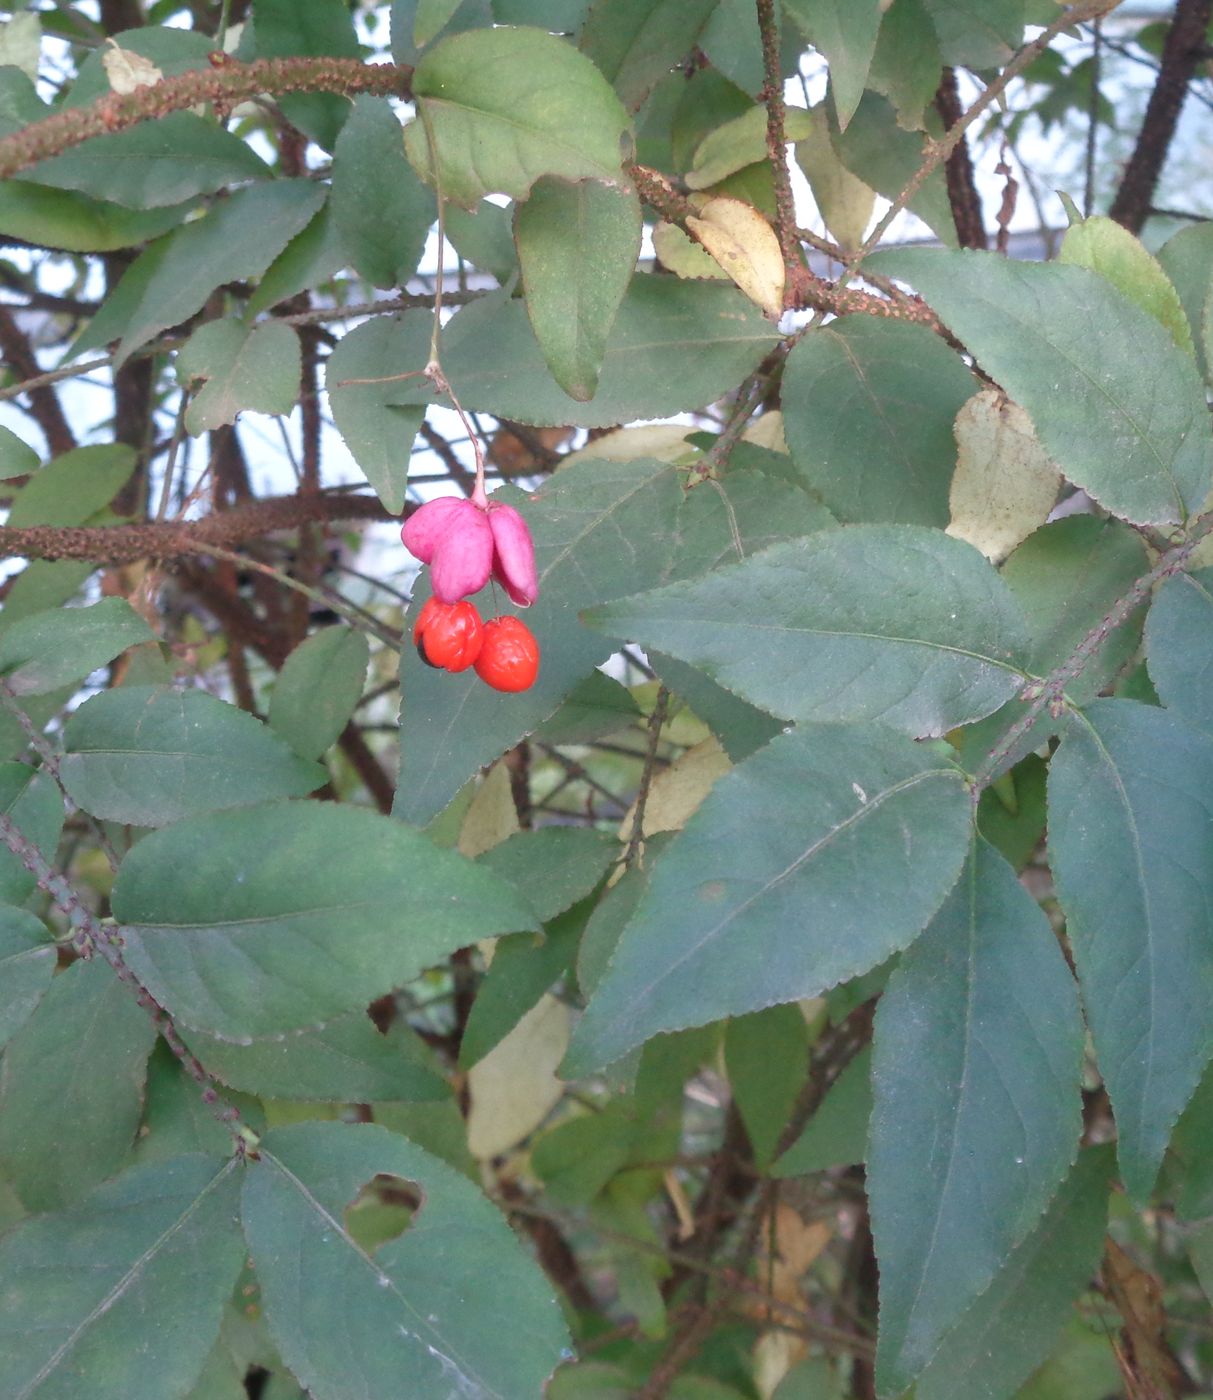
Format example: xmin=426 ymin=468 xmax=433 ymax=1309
xmin=458 ymin=761 xmax=519 ymax=859
xmin=687 ymin=105 xmax=813 ymax=191
xmin=0 ymin=13 xmax=40 ymax=82
xmin=559 ymin=423 xmax=697 ymax=471
xmin=652 ymin=220 xmax=728 ymax=281
xmin=946 ymin=389 xmax=1061 ymax=563
xmin=686 ymin=197 xmax=786 ymax=318
xmin=102 ymin=39 xmax=162 ymax=94
xmin=466 ymin=995 xmax=570 ymax=1159
xmin=742 ymin=409 xmax=789 ymax=454
xmin=795 ymin=111 xmax=876 ymax=251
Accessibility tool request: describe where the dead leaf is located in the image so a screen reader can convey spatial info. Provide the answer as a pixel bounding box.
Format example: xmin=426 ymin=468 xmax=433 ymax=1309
xmin=102 ymin=39 xmax=162 ymax=94
xmin=618 ymin=736 xmax=731 ymax=847
xmin=946 ymin=388 xmax=1061 ymax=563
xmin=653 ymin=220 xmax=728 ymax=282
xmin=686 ymin=197 xmax=786 ymax=318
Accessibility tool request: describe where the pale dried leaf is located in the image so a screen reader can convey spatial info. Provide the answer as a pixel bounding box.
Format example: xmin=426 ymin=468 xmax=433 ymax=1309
xmin=742 ymin=409 xmax=789 ymax=454
xmin=754 ymin=1330 xmax=810 ymax=1400
xmin=102 ymin=39 xmax=162 ymax=94
xmin=466 ymin=995 xmax=569 ymax=1159
xmin=618 ymin=736 xmax=731 ymax=845
xmin=458 ymin=760 xmax=519 ymax=859
xmin=558 ymin=423 xmax=696 ymax=471
xmin=686 ymin=197 xmax=786 ymax=318
xmin=946 ymin=389 xmax=1061 ymax=563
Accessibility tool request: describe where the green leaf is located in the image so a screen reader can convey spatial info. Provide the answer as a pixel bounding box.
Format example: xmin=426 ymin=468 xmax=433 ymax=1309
xmin=404 ymin=26 xmax=630 ymax=206
xmin=28 ymin=112 xmax=273 ymax=209
xmin=185 ymin=1015 xmax=449 ymax=1103
xmin=478 ymin=826 xmax=619 ymax=924
xmin=976 ymin=753 xmax=1048 ymax=872
xmin=251 ymin=0 xmax=360 ymax=150
xmin=1157 ymin=222 xmax=1213 ymax=381
xmin=60 ymin=685 xmax=326 ymax=827
xmin=240 ymin=1121 xmax=570 ymax=1397
xmin=832 ymin=93 xmax=954 ymax=244
xmin=332 ymin=96 xmax=436 ymax=290
xmin=1145 ymin=569 xmax=1213 ymax=735
xmin=460 ymin=897 xmax=594 ymax=1069
xmin=0 ymin=598 xmax=152 ymax=696
xmin=533 ymin=670 xmax=642 ymax=745
xmin=1048 ymin=699 xmax=1213 ymax=1203
xmin=922 ymin=0 xmax=1024 ymax=67
xmin=0 ymin=180 xmax=188 ymax=253
xmin=394 ymin=458 xmax=832 ymax=823
xmin=0 ymin=958 xmax=157 ymax=1211
xmin=650 ymin=649 xmax=783 ymax=762
xmin=0 ymin=425 xmax=38 ymax=480
xmin=1059 ymin=214 xmax=1194 ymax=355
xmin=268 ymin=627 xmax=371 ymax=760
xmin=325 ymin=309 xmax=430 ymax=514
xmin=915 ymin=1147 xmax=1114 ymax=1400
xmin=785 ymin=0 xmax=883 ymax=130
xmin=80 ymin=180 xmax=326 ymax=365
xmin=782 ymin=317 xmax=974 ymax=525
xmin=1172 ymin=1061 xmax=1213 ymax=1219
xmin=0 ymin=11 xmax=40 ymax=80
xmin=773 ymin=1044 xmax=872 ymax=1176
xmin=6 ymin=443 xmax=134 ymax=528
xmin=585 ymin=525 xmax=1029 ymax=738
xmin=579 ymin=0 xmax=719 ymax=111
xmin=794 ymin=109 xmax=877 ymax=252
xmin=576 ymin=843 xmax=666 ymax=998
xmin=247 ymin=199 xmax=352 ymax=315
xmin=725 ymin=1005 xmax=809 ymax=1167
xmin=563 ymin=724 xmax=971 ymax=1074
xmin=0 ymin=1154 xmax=245 ymax=1400
xmin=515 ymin=177 xmax=641 ymax=401
xmin=698 ymin=0 xmax=765 ymax=96
xmin=0 ymin=763 xmax=64 ymax=906
xmin=870 ymin=247 xmax=1213 ymax=526
xmin=869 ymin=838 xmax=1084 ymax=1395
xmin=0 ymin=905 xmax=54 ymax=1052
xmin=135 ymin=1043 xmax=264 ymax=1166
xmin=867 ymin=0 xmax=942 ymax=130
xmin=443 ymin=197 xmax=519 ymax=283
xmin=387 ymin=271 xmax=781 ymax=427
xmin=177 ymin=319 xmax=302 ymax=435
xmin=111 ymin=802 xmax=539 ymax=1039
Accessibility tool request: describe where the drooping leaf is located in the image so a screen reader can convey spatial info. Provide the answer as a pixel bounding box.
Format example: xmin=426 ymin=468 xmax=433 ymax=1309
xmin=869 ymin=838 xmax=1085 ymax=1395
xmin=1060 ymin=214 xmax=1194 ymax=355
xmin=331 ymin=96 xmax=435 ymax=290
xmin=325 ymin=308 xmax=431 ymax=513
xmin=515 ymin=176 xmax=641 ymax=400
xmin=915 ymin=1148 xmax=1114 ymax=1400
xmin=781 ymin=317 xmax=975 ymax=526
xmin=60 ymin=686 xmax=326 ymax=827
xmin=725 ymin=1004 xmax=809 ymax=1167
xmin=385 ymin=275 xmax=781 ymax=427
xmin=176 ymin=319 xmax=302 ymax=435
xmin=870 ymin=247 xmax=1213 ymax=526
xmin=1048 ymin=699 xmax=1213 ymax=1202
xmin=867 ymin=0 xmax=942 ymax=130
xmin=0 ymin=763 xmax=64 ymax=906
xmin=404 ymin=26 xmax=630 ymax=206
xmin=785 ymin=0 xmax=883 ymax=129
xmin=946 ymin=389 xmax=1061 ymax=562
xmin=394 ymin=458 xmax=833 ymax=823
xmin=185 ymin=1015 xmax=450 ymax=1103
xmin=0 ymin=958 xmax=157 ymax=1211
xmin=0 ymin=1153 xmax=245 ymax=1400
xmin=111 ymin=801 xmax=539 ymax=1039
xmin=0 ymin=598 xmax=152 ymax=696
xmin=78 ymin=180 xmax=326 ymax=364
xmin=685 ymin=104 xmax=813 ymax=190
xmin=251 ymin=0 xmax=361 ymax=150
xmin=773 ymin=1045 xmax=873 ymax=1176
xmin=563 ymin=724 xmax=971 ymax=1074
xmin=584 ymin=525 xmax=1029 ymax=739
xmin=268 ymin=627 xmax=371 ymax=760
xmin=240 ymin=1121 xmax=570 ymax=1397
xmin=922 ymin=0 xmax=1024 ymax=67
xmin=579 ymin=0 xmax=719 ymax=112
xmin=0 ymin=905 xmax=54 ymax=1052
xmin=27 ymin=112 xmax=273 ymax=209
xmin=1145 ymin=569 xmax=1213 ymax=735
xmin=1157 ymin=222 xmax=1213 ymax=381
xmin=794 ymin=109 xmax=876 ymax=251
xmin=685 ymin=196 xmax=785 ymax=317
xmin=443 ymin=197 xmax=518 ymax=283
